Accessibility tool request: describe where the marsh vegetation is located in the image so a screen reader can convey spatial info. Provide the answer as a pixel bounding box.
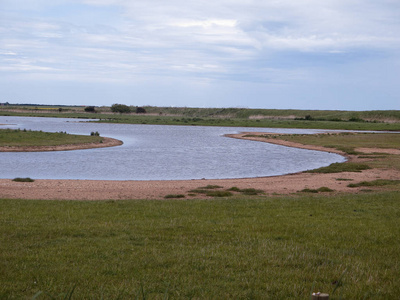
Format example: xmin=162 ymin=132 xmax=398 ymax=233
xmin=1 ymin=105 xmax=400 ymax=131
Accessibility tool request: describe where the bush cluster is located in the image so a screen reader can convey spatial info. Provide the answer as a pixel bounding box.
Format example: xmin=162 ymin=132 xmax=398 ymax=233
xmin=111 ymin=103 xmax=131 ymax=113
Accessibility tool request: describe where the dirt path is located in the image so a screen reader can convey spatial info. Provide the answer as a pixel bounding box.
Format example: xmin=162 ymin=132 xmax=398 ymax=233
xmin=1 ymin=132 xmax=399 ymax=200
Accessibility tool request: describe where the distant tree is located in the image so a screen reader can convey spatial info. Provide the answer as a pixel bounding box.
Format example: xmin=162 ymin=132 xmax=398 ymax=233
xmin=111 ymin=103 xmax=131 ymax=113
xmin=136 ymin=107 xmax=146 ymax=114
xmin=84 ymin=106 xmax=96 ymax=113
xmin=58 ymin=107 xmax=63 ymax=113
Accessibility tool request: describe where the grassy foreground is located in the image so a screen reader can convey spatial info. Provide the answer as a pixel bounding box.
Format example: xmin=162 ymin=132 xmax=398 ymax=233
xmin=1 ymin=192 xmax=400 ymax=299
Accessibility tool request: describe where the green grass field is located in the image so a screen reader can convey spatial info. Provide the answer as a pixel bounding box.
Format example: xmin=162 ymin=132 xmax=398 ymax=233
xmin=1 ymin=192 xmax=399 ymax=299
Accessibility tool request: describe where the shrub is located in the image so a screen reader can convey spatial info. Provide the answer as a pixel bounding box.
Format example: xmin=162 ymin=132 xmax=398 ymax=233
xmin=84 ymin=106 xmax=96 ymax=113
xmin=90 ymin=131 xmax=100 ymax=136
xmin=111 ymin=103 xmax=131 ymax=113
xmin=136 ymin=107 xmax=147 ymax=114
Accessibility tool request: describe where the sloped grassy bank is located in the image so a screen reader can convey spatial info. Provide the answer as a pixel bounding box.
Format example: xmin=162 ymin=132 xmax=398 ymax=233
xmin=1 ymin=192 xmax=399 ymax=299
xmin=0 ymin=129 xmax=102 ymax=147
xmin=0 ymin=129 xmax=122 ymax=152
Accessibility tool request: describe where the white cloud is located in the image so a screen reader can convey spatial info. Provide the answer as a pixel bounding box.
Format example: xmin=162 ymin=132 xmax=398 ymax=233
xmin=1 ymin=0 xmax=399 ymax=109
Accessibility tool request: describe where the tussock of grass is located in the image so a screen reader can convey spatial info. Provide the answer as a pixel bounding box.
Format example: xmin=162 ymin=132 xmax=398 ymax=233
xmin=164 ymin=194 xmax=185 ymax=199
xmin=227 ymin=187 xmax=265 ymax=195
xmin=227 ymin=186 xmax=241 ymax=192
xmin=12 ymin=177 xmax=34 ymax=182
xmin=299 ymin=187 xmax=334 ymax=193
xmin=239 ymin=188 xmax=265 ymax=195
xmin=189 ymin=188 xmax=209 ymax=194
xmin=307 ymin=162 xmax=371 ymax=173
xmin=348 ymin=179 xmax=400 ymax=188
xmin=189 ymin=187 xmax=233 ymax=197
xmin=300 ymin=188 xmax=319 ymax=193
xmin=205 ymin=190 xmax=233 ymax=197
xmin=199 ymin=185 xmax=223 ymax=189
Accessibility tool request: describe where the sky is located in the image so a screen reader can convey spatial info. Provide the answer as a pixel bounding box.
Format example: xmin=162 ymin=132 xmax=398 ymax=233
xmin=1 ymin=0 xmax=399 ymax=110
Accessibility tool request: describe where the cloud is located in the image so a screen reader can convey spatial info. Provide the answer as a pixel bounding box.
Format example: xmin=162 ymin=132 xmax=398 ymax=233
xmin=1 ymin=0 xmax=399 ymax=109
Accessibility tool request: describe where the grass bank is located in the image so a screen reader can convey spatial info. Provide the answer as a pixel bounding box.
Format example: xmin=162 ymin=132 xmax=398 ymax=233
xmin=1 ymin=106 xmax=400 ymax=131
xmin=246 ymin=132 xmax=400 ymax=174
xmin=0 ymin=129 xmax=103 ymax=148
xmin=1 ymin=192 xmax=399 ymax=299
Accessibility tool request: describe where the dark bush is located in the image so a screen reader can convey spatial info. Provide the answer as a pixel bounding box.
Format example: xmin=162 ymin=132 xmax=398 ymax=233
xmin=136 ymin=107 xmax=147 ymax=114
xmin=349 ymin=117 xmax=365 ymax=122
xmin=111 ymin=103 xmax=131 ymax=113
xmin=85 ymin=106 xmax=96 ymax=113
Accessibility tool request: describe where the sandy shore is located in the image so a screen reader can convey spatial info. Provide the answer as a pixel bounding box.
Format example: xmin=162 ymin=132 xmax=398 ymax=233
xmin=1 ymin=133 xmax=399 ymax=200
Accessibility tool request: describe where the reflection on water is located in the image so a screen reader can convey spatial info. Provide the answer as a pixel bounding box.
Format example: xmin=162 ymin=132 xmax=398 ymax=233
xmin=0 ymin=116 xmax=346 ymax=180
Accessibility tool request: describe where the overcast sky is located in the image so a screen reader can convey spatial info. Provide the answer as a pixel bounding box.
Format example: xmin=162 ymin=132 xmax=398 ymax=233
xmin=1 ymin=0 xmax=399 ymax=110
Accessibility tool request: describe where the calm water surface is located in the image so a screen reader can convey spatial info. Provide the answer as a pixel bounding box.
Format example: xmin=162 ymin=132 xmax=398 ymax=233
xmin=0 ymin=116 xmax=346 ymax=180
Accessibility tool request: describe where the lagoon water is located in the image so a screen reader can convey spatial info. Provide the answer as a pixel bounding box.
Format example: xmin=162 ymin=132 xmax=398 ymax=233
xmin=0 ymin=116 xmax=346 ymax=180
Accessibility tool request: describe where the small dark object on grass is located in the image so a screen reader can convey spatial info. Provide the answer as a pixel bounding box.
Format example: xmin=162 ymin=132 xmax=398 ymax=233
xmin=12 ymin=177 xmax=34 ymax=182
